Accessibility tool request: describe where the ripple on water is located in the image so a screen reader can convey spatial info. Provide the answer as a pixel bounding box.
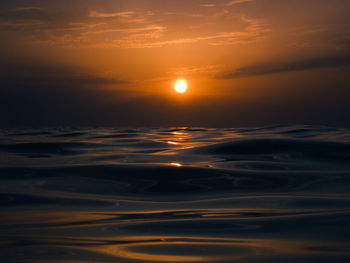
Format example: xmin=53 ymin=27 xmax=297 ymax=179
xmin=0 ymin=126 xmax=350 ymax=262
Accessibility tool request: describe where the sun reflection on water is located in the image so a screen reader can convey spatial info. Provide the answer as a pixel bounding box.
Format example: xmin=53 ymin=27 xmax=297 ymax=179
xmin=167 ymin=141 xmax=180 ymax=145
xmin=170 ymin=162 xmax=182 ymax=167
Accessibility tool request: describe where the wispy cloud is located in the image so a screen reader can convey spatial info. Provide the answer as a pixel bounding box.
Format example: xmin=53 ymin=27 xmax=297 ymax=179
xmin=208 ymin=16 xmax=270 ymax=45
xmin=0 ymin=59 xmax=127 ymax=99
xmin=0 ymin=6 xmax=49 ymax=22
xmin=200 ymin=4 xmax=216 ymax=8
xmin=0 ymin=21 xmax=46 ymax=30
xmin=87 ymin=16 xmax=269 ymax=49
xmin=89 ymin=11 xmax=135 ymax=18
xmin=217 ymin=54 xmax=350 ymax=79
xmin=14 ymin=7 xmax=46 ymax=12
xmin=0 ymin=6 xmax=269 ymax=49
xmin=227 ymin=0 xmax=254 ymax=6
xmin=169 ymin=65 xmax=223 ymax=78
xmin=292 ymin=25 xmax=327 ymax=36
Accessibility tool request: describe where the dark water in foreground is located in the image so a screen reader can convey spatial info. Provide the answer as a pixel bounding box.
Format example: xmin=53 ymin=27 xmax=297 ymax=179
xmin=1 ymin=126 xmax=350 ymax=263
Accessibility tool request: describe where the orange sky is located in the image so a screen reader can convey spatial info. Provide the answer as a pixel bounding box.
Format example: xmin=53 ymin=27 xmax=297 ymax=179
xmin=0 ymin=0 xmax=350 ymax=127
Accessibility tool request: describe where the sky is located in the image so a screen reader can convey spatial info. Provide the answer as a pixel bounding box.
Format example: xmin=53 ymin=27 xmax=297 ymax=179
xmin=0 ymin=0 xmax=350 ymax=128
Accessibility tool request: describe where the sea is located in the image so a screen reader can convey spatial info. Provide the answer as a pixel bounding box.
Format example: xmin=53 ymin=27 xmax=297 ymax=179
xmin=1 ymin=126 xmax=350 ymax=262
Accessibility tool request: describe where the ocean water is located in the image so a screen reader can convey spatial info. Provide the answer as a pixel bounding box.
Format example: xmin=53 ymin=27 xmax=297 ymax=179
xmin=1 ymin=126 xmax=350 ymax=263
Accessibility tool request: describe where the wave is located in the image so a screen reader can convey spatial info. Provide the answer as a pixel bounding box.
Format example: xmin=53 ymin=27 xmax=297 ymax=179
xmin=1 ymin=126 xmax=350 ymax=262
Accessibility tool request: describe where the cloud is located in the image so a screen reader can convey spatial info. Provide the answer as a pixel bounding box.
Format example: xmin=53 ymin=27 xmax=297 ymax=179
xmin=101 ymin=29 xmax=266 ymax=49
xmin=0 ymin=6 xmax=49 ymax=21
xmin=30 ymin=24 xmax=167 ymax=48
xmin=0 ymin=21 xmax=46 ymax=30
xmin=217 ymin=54 xmax=350 ymax=79
xmin=227 ymin=0 xmax=254 ymax=6
xmin=200 ymin=4 xmax=216 ymax=8
xmin=0 ymin=60 xmax=126 ymax=86
xmin=15 ymin=7 xmax=46 ymax=12
xmin=89 ymin=11 xmax=135 ymax=18
xmin=90 ymin=16 xmax=269 ymax=48
xmin=168 ymin=65 xmax=223 ymax=78
xmin=0 ymin=7 xmax=58 ymax=32
xmin=0 ymin=3 xmax=269 ymax=49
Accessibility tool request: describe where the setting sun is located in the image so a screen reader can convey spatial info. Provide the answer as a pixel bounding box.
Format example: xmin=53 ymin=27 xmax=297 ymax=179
xmin=174 ymin=79 xmax=188 ymax=94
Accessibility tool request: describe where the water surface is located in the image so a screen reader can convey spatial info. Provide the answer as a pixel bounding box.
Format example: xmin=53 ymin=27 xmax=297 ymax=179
xmin=1 ymin=126 xmax=350 ymax=262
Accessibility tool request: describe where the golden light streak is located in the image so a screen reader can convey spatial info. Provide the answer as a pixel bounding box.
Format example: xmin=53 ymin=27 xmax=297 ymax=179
xmin=167 ymin=141 xmax=180 ymax=145
xmin=170 ymin=162 xmax=182 ymax=167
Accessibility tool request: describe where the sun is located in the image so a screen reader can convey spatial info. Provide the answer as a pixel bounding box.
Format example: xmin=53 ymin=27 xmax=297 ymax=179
xmin=174 ymin=79 xmax=188 ymax=94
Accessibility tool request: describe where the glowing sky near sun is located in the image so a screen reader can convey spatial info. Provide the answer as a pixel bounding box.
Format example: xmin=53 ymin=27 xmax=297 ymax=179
xmin=0 ymin=0 xmax=350 ymax=127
